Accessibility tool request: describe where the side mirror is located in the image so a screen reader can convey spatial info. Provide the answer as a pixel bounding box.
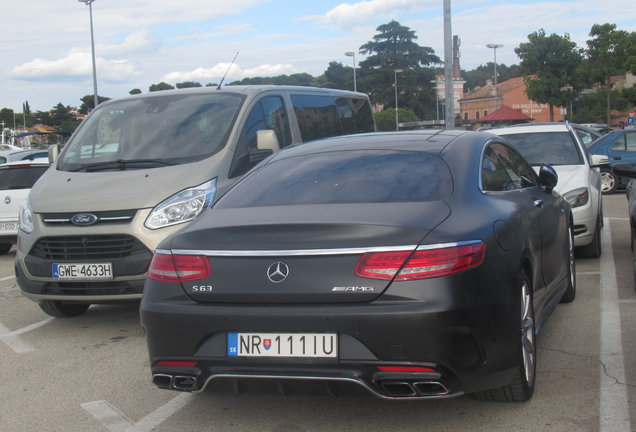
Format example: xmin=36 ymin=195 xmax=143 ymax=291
xmin=590 ymin=154 xmax=610 ymax=167
xmin=256 ymin=129 xmax=280 ymax=153
xmin=539 ymin=163 xmax=558 ymax=192
xmin=612 ymin=162 xmax=636 ymax=178
xmin=48 ymin=144 xmax=59 ymax=163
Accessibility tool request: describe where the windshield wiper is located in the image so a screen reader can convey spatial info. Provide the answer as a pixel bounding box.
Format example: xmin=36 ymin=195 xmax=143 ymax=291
xmin=70 ymin=159 xmax=175 ymax=172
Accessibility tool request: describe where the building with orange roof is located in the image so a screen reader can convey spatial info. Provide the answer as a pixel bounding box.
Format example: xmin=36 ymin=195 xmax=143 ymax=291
xmin=459 ymin=76 xmax=566 ymax=124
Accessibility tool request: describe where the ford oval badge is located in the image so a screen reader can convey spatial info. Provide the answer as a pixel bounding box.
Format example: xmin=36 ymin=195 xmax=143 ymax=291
xmin=71 ymin=213 xmax=98 ymax=226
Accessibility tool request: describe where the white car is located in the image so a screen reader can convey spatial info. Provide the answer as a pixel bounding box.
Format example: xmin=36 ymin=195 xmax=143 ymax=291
xmin=488 ymin=123 xmax=609 ymax=258
xmin=0 ymin=161 xmax=50 ymax=254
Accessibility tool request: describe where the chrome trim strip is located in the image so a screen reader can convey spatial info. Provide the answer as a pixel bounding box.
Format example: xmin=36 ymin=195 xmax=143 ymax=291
xmin=100 ymin=216 xmax=133 ymax=221
xmin=42 ymin=218 xmax=70 ymax=223
xmin=169 ymin=245 xmax=418 ymax=257
xmin=415 ymin=240 xmax=482 ymax=251
xmin=168 ymin=241 xmax=483 ymax=257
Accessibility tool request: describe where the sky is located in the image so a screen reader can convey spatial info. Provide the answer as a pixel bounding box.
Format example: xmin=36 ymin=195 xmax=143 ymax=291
xmin=2 ymin=0 xmax=636 ymax=117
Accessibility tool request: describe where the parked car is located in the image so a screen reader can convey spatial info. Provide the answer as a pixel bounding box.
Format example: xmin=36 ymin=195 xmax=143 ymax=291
xmin=488 ymin=122 xmax=608 ymax=258
xmin=611 ymin=162 xmax=636 ymax=286
xmin=587 ymin=129 xmax=636 ymax=194
xmin=16 ymin=85 xmax=376 ymax=318
xmin=141 ymin=130 xmax=575 ymax=402
xmin=0 ymin=149 xmax=50 ymax=164
xmin=0 ymin=161 xmax=50 ymax=254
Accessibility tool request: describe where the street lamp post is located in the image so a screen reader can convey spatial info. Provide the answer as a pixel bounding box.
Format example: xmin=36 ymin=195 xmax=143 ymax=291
xmin=394 ymin=69 xmax=403 ymax=131
xmin=344 ymin=52 xmax=357 ymax=92
xmin=78 ymin=0 xmax=99 ymax=110
xmin=486 ymin=44 xmax=503 ymax=111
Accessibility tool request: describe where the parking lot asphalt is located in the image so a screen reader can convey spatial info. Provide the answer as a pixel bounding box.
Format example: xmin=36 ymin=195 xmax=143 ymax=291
xmin=0 ymin=193 xmax=634 ymax=432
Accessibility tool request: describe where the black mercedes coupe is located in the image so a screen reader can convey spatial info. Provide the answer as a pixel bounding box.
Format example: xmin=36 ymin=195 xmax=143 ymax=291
xmin=140 ymin=130 xmax=575 ymax=402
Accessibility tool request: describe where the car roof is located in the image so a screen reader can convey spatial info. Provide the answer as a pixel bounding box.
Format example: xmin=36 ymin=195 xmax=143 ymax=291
xmin=264 ymin=130 xmax=476 ymax=162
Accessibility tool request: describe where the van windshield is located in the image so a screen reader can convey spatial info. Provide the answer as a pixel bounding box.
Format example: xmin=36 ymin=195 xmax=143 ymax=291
xmin=58 ymin=93 xmax=244 ymax=172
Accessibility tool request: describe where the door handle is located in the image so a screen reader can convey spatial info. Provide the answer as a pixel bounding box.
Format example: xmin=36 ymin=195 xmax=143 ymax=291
xmin=614 ymin=156 xmax=622 ymax=160
xmin=534 ymin=199 xmax=543 ymax=207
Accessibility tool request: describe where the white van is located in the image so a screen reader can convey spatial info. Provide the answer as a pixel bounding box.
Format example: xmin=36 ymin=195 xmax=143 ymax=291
xmin=16 ymin=85 xmax=376 ymax=317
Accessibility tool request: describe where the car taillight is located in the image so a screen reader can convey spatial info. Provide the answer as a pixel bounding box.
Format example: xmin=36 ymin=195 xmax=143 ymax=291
xmin=148 ymin=253 xmax=210 ymax=282
xmin=377 ymin=366 xmax=436 ymax=372
xmin=156 ymin=360 xmax=198 ymax=367
xmin=354 ymin=242 xmax=485 ymax=281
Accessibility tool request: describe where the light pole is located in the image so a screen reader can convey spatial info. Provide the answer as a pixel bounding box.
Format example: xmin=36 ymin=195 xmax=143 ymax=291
xmin=394 ymin=69 xmax=403 ymax=131
xmin=486 ymin=44 xmax=503 ymax=111
xmin=79 ymin=0 xmax=99 ymax=110
xmin=344 ymin=52 xmax=357 ymax=92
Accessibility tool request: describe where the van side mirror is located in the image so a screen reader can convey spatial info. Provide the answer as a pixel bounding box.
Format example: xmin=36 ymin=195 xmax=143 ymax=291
xmin=256 ymin=130 xmax=280 ymax=153
xmin=48 ymin=144 xmax=59 ymax=163
xmin=539 ymin=163 xmax=558 ymax=192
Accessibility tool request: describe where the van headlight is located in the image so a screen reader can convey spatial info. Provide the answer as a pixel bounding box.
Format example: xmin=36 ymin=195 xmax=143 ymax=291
xmin=145 ymin=179 xmax=217 ymax=230
xmin=19 ymin=199 xmax=34 ymax=233
xmin=563 ymin=187 xmax=589 ymax=209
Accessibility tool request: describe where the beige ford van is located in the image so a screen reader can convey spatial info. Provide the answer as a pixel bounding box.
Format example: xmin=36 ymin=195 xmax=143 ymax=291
xmin=16 ymin=85 xmax=375 ymax=317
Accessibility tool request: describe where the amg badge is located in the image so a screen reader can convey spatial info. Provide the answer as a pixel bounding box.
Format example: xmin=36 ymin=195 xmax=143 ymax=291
xmin=332 ymin=286 xmax=374 ymax=292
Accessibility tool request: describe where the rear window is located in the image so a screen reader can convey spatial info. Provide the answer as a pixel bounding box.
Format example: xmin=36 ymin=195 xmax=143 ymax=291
xmin=501 ymin=131 xmax=583 ymax=165
xmin=0 ymin=166 xmax=49 ymax=190
xmin=216 ymin=150 xmax=452 ymax=208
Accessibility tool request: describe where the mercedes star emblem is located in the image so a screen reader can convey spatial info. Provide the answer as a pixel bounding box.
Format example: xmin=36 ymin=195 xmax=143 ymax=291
xmin=267 ymin=261 xmax=290 ymax=283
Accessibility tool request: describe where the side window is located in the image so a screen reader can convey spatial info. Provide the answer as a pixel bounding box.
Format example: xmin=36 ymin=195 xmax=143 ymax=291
xmin=482 ymin=145 xmax=514 ymax=192
xmin=494 ymin=143 xmax=539 ymax=189
xmin=626 ymin=133 xmax=636 ymax=151
xmin=230 ymin=96 xmax=291 ymax=179
xmin=335 ymin=97 xmax=375 ymax=134
xmin=291 ymin=95 xmax=342 ymax=142
xmin=611 ymin=135 xmax=626 ymax=151
xmin=574 ymin=128 xmax=600 ymax=148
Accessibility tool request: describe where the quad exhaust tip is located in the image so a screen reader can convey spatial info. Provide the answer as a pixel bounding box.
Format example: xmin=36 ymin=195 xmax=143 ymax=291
xmin=379 ymin=380 xmax=450 ymax=397
xmin=153 ymin=374 xmax=198 ymax=391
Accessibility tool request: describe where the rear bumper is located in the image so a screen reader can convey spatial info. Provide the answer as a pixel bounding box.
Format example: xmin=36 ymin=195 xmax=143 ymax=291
xmin=140 ymin=272 xmax=522 ymax=399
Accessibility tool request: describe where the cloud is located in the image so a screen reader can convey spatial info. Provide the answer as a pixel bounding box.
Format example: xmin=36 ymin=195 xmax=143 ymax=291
xmin=8 ymin=52 xmax=139 ymax=83
xmin=300 ymin=0 xmax=436 ymax=30
xmin=161 ymin=63 xmax=297 ymax=83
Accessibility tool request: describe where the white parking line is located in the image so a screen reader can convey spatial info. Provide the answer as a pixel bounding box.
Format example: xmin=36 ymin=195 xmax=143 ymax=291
xmin=0 ymin=318 xmax=54 ymax=353
xmin=599 ymin=219 xmax=631 ymax=432
xmin=82 ymin=393 xmax=195 ymax=432
xmin=0 ymin=275 xmax=15 ymax=282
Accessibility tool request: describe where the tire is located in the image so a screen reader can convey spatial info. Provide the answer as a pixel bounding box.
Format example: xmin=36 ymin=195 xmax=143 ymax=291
xmin=632 ymin=230 xmax=636 ymax=291
xmin=560 ymin=222 xmax=576 ymax=303
xmin=39 ymin=300 xmax=90 ymax=318
xmin=0 ymin=243 xmax=13 ymax=255
xmin=600 ymin=169 xmax=618 ymax=195
xmin=576 ymin=215 xmax=602 ymax=258
xmin=473 ymin=269 xmax=536 ymax=402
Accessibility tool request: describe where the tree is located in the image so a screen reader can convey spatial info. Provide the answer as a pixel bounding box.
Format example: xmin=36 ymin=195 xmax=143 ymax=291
xmin=515 ymin=29 xmax=582 ymax=121
xmin=582 ymin=23 xmax=636 ymax=126
xmin=356 ymin=21 xmax=442 ymax=119
xmin=0 ymin=108 xmax=14 ymax=129
xmin=374 ymin=108 xmax=418 ymax=132
xmin=78 ymin=95 xmax=110 ymax=114
xmin=324 ymin=61 xmax=355 ymax=91
xmin=50 ymin=103 xmax=75 ymax=128
xmin=23 ymin=101 xmax=31 ymax=115
xmin=149 ymin=82 xmax=175 ymax=92
xmin=129 ymin=88 xmax=142 ymax=95
xmin=176 ymin=81 xmax=203 ymax=89
xmin=461 ymin=63 xmax=523 ymax=93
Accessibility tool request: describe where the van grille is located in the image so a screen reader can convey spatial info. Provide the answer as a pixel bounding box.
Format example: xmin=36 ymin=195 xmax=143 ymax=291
xmin=31 ymin=235 xmax=149 ymax=260
xmin=42 ymin=281 xmax=141 ymax=296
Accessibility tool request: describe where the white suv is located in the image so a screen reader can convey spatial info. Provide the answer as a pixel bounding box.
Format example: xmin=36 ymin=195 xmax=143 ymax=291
xmin=488 ymin=122 xmax=609 ymax=258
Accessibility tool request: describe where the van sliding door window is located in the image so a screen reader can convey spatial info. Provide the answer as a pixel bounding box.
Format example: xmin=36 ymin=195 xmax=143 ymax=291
xmin=335 ymin=97 xmax=375 ymax=134
xmin=291 ymin=95 xmax=342 ymax=142
xmin=230 ymin=96 xmax=291 ymax=178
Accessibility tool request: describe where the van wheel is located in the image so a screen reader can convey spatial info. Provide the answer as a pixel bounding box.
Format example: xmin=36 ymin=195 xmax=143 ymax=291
xmin=0 ymin=243 xmax=12 ymax=255
xmin=473 ymin=269 xmax=536 ymax=402
xmin=39 ymin=300 xmax=90 ymax=318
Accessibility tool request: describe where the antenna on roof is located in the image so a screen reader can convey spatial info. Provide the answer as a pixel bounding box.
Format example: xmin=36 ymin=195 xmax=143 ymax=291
xmin=217 ymin=52 xmax=239 ymax=90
